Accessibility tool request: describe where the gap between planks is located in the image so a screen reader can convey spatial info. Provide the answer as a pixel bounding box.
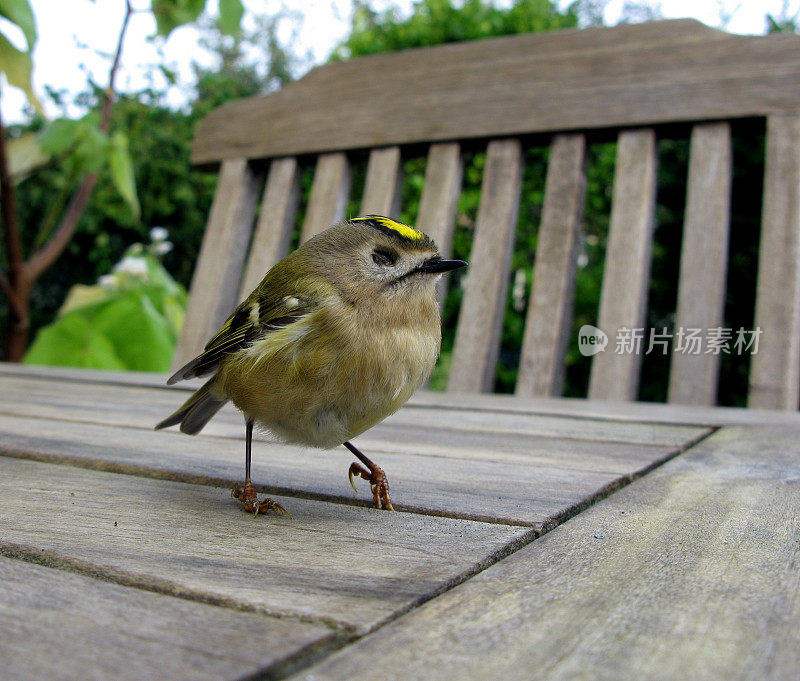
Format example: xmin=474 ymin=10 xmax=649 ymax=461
xmin=0 ymin=421 xmax=716 ymax=531
xmin=0 ymin=400 xmax=705 ymax=452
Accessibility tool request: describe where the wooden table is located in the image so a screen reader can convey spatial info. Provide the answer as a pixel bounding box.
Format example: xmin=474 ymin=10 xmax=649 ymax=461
xmin=1 ymin=363 xmax=798 ymax=680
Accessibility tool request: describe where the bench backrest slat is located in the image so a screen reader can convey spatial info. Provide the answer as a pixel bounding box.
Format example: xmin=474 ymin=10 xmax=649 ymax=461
xmin=416 ymin=143 xmax=463 ymax=307
xmin=516 ymin=133 xmax=587 ymax=398
xmin=668 ymin=123 xmax=732 ymax=405
xmin=238 ymin=157 xmax=300 ymax=299
xmin=300 ymin=152 xmax=352 ymax=244
xmin=173 ymin=159 xmax=262 ymax=369
xmin=361 ymin=146 xmax=403 ymax=217
xmin=588 ymin=129 xmax=658 ymax=401
xmin=448 ymin=139 xmax=523 ymax=393
xmin=749 ymin=113 xmax=800 ymax=409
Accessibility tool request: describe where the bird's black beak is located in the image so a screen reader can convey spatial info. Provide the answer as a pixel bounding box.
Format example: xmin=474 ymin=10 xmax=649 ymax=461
xmin=418 ymin=257 xmax=468 ymax=274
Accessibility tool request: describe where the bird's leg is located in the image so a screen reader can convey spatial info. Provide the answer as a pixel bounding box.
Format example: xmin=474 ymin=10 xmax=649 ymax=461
xmin=232 ymin=418 xmax=290 ymax=517
xmin=344 ymin=441 xmax=394 ymax=511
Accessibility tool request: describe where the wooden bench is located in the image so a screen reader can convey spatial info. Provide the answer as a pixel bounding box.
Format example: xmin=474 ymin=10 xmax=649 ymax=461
xmin=175 ymin=18 xmax=800 ymax=411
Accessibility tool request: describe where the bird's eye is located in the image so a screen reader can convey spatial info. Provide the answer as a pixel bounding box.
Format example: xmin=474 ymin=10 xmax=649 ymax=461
xmin=372 ymin=248 xmax=398 ymax=266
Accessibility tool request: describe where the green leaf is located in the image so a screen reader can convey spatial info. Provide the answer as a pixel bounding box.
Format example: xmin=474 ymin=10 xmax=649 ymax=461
xmin=218 ymin=0 xmax=244 ymax=35
xmin=0 ymin=29 xmax=41 ymax=113
xmin=158 ymin=63 xmax=177 ymax=85
xmin=107 ymin=131 xmax=140 ymax=219
xmin=23 ymin=313 xmax=127 ymax=370
xmin=0 ymin=0 xmax=36 ymax=50
xmin=92 ymin=290 xmax=174 ymax=371
xmin=6 ymin=131 xmax=49 ymax=182
xmin=38 ymin=117 xmax=83 ymax=156
xmin=162 ymin=295 xmax=185 ymax=340
xmin=39 ymin=114 xmax=106 ymax=175
xmin=58 ymin=283 xmax=114 ymax=316
xmin=152 ymin=0 xmax=207 ymax=38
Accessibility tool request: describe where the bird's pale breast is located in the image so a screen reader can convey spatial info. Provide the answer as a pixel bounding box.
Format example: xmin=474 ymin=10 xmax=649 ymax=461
xmin=219 ymin=295 xmax=440 ymax=449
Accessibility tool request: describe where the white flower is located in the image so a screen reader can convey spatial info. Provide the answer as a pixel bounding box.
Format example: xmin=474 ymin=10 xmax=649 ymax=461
xmin=153 ymin=240 xmax=173 ymax=255
xmin=149 ymin=226 xmax=169 ymax=242
xmin=114 ymin=256 xmax=148 ymax=279
xmin=98 ymin=274 xmax=117 ymax=289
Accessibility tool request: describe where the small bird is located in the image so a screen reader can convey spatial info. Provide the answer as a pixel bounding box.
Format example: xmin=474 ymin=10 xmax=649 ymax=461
xmin=155 ymin=216 xmax=467 ymax=515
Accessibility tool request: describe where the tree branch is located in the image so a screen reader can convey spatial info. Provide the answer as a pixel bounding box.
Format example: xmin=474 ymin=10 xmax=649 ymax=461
xmin=26 ymin=173 xmax=98 ymax=280
xmin=0 ymin=269 xmax=25 ymax=319
xmin=0 ymin=87 xmax=26 ymax=286
xmin=26 ymin=1 xmax=134 ymax=281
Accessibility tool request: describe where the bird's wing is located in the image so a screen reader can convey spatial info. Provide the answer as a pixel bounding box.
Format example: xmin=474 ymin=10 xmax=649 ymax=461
xmin=166 ymin=291 xmax=314 ymax=385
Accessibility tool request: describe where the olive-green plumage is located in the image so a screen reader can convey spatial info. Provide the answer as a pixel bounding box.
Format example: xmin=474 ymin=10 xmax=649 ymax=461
xmin=156 ymin=216 xmax=466 ymax=461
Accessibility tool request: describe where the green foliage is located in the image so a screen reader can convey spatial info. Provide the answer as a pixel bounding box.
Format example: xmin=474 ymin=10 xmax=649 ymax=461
xmin=0 ymin=0 xmax=40 ymax=111
xmin=24 ymin=239 xmax=186 ymax=372
xmin=333 ymin=0 xmax=577 ymax=59
xmin=0 ymin=0 xmax=36 ymax=49
xmin=107 ymin=131 xmax=140 ymax=219
xmin=152 ymin=0 xmax=206 ymax=38
xmin=3 ymin=7 xmax=297 ymax=360
xmin=218 ymin=0 xmax=245 ymax=35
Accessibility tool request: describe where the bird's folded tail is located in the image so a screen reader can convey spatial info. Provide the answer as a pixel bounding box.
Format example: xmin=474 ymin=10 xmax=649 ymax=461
xmin=154 ymin=378 xmax=228 ymax=435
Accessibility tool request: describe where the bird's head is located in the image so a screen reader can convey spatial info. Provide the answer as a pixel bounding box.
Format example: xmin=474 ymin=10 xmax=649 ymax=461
xmin=309 ymin=216 xmax=467 ymax=306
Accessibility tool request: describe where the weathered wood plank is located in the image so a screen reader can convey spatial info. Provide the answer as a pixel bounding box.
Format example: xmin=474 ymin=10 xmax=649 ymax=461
xmin=5 ymin=363 xmax=800 ymax=427
xmin=239 ymin=156 xmax=300 ymax=298
xmin=360 ymin=146 xmax=403 ymax=217
xmin=0 ymin=411 xmax=696 ymax=528
xmin=589 ymin=129 xmax=658 ymax=401
xmin=290 ymin=425 xmax=800 ymax=681
xmin=668 ymin=123 xmax=732 ymax=406
xmin=0 ymin=556 xmax=332 ymax=681
xmin=300 ymin=152 xmax=352 ymax=243
xmin=517 ymin=133 xmax=587 ymax=397
xmin=415 ymin=143 xmax=463 ymax=307
xmin=749 ymin=114 xmax=800 ymax=410
xmin=191 ymin=20 xmax=800 ymax=164
xmin=172 ymin=159 xmax=262 ymax=369
xmin=0 ymin=373 xmax=709 ymax=447
xmin=0 ymin=457 xmax=528 ymax=633
xmin=448 ymin=139 xmax=523 ymax=393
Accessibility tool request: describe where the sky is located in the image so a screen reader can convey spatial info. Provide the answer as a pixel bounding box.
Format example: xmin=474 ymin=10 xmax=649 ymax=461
xmin=0 ymin=0 xmax=798 ymax=123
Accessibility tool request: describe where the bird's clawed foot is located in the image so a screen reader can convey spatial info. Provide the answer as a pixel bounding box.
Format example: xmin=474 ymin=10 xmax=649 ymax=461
xmin=232 ymin=478 xmax=291 ymax=517
xmin=349 ymin=462 xmax=394 ymax=511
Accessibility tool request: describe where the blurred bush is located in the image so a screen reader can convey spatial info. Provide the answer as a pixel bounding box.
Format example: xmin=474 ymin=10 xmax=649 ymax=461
xmin=24 ymin=229 xmax=185 ymax=371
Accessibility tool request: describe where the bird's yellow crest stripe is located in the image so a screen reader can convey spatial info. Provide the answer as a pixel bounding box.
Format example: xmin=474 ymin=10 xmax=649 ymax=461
xmin=352 ymin=216 xmax=424 ymax=241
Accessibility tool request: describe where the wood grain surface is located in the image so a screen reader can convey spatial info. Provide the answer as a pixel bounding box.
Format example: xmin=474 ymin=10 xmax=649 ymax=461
xmin=191 ymin=20 xmax=800 ymax=164
xmin=0 ymin=556 xmax=333 ymax=681
xmin=289 ymin=425 xmax=800 ymax=681
xmin=0 ymin=457 xmax=529 ymax=633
